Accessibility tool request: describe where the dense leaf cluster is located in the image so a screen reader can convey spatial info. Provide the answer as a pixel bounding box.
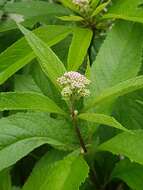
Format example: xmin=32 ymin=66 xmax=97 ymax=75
xmin=0 ymin=0 xmax=143 ymax=190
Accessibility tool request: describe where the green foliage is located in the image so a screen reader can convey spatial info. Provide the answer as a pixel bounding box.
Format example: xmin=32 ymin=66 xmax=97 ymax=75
xmin=0 ymin=170 xmax=12 ymax=190
xmin=0 ymin=92 xmax=65 ymax=114
xmin=99 ymin=130 xmax=143 ymax=165
xmin=23 ymin=151 xmax=89 ymax=190
xmin=18 ymin=24 xmax=66 ymax=87
xmin=0 ymin=112 xmax=78 ymax=171
xmin=78 ymin=113 xmax=131 ymax=132
xmin=0 ymin=25 xmax=70 ymax=84
xmin=104 ymin=0 xmax=143 ymax=23
xmin=67 ymin=28 xmax=92 ymax=71
xmin=1 ymin=0 xmax=143 ymax=189
xmin=111 ymin=159 xmax=143 ymax=190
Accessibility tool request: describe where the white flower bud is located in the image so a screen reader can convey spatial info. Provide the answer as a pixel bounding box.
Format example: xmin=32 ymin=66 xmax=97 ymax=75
xmin=57 ymin=71 xmax=91 ymax=99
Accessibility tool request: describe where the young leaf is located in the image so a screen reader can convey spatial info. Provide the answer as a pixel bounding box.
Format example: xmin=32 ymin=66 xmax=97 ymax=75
xmin=0 ymin=112 xmax=77 ymax=171
xmin=0 ymin=25 xmax=70 ymax=84
xmin=103 ymin=0 xmax=143 ymax=24
xmin=14 ymin=74 xmax=42 ymax=93
xmin=78 ymin=113 xmax=130 ymax=133
xmin=17 ymin=24 xmax=66 ymax=87
xmin=0 ymin=92 xmax=65 ymax=115
xmin=59 ymin=0 xmax=79 ymax=14
xmin=99 ymin=130 xmax=143 ymax=166
xmin=111 ymin=159 xmax=143 ymax=190
xmin=92 ymin=0 xmax=111 ymax=17
xmin=23 ymin=151 xmax=89 ymax=190
xmin=58 ymin=15 xmax=84 ymax=22
xmin=91 ymin=0 xmax=100 ymax=9
xmin=67 ymin=28 xmax=93 ymax=71
xmin=85 ymin=75 xmax=143 ymax=110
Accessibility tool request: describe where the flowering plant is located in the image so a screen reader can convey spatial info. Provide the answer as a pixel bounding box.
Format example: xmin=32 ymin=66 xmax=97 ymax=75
xmin=0 ymin=0 xmax=143 ymax=190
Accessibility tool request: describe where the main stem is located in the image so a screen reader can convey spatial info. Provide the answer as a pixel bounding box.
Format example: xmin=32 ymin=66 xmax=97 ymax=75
xmin=71 ymin=110 xmax=87 ymax=153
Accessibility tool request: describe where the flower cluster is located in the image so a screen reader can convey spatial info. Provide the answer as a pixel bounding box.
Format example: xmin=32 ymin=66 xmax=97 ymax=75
xmin=72 ymin=0 xmax=89 ymax=11
xmin=57 ymin=71 xmax=91 ymax=99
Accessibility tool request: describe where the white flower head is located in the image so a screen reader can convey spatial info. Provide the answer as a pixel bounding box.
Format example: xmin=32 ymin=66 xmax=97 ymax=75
xmin=57 ymin=71 xmax=91 ymax=99
xmin=72 ymin=0 xmax=89 ymax=11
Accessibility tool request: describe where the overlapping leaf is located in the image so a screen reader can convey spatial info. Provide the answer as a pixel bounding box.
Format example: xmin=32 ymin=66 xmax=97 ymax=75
xmin=0 ymin=112 xmax=78 ymax=171
xmin=78 ymin=113 xmax=130 ymax=132
xmin=0 ymin=92 xmax=65 ymax=115
xmin=23 ymin=151 xmax=89 ymax=190
xmin=103 ymin=0 xmax=143 ymax=24
xmin=99 ymin=130 xmax=143 ymax=165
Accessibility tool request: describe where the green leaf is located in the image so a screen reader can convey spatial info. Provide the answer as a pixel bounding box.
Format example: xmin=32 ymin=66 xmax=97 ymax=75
xmin=67 ymin=28 xmax=92 ymax=71
xmin=0 ymin=25 xmax=70 ymax=84
xmin=14 ymin=74 xmax=42 ymax=93
xmin=23 ymin=151 xmax=89 ymax=190
xmin=0 ymin=92 xmax=65 ymax=115
xmin=99 ymin=130 xmax=143 ymax=165
xmin=59 ymin=0 xmax=79 ymax=14
xmin=92 ymin=0 xmax=111 ymax=17
xmin=86 ymin=21 xmax=143 ymax=112
xmin=22 ymin=150 xmax=67 ymax=190
xmin=78 ymin=113 xmax=131 ymax=133
xmin=111 ymin=159 xmax=143 ymax=190
xmin=17 ymin=24 xmax=66 ymax=87
xmin=85 ymin=75 xmax=143 ymax=110
xmin=58 ymin=15 xmax=84 ymax=22
xmin=0 ymin=170 xmax=12 ymax=190
xmin=5 ymin=1 xmax=70 ymax=18
xmin=113 ymin=90 xmax=143 ymax=130
xmin=103 ymin=0 xmax=143 ymax=24
xmin=91 ymin=0 xmax=100 ymax=9
xmin=0 ymin=112 xmax=77 ymax=171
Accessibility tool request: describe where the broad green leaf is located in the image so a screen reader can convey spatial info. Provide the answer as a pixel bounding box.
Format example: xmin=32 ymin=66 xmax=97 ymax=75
xmin=5 ymin=1 xmax=70 ymax=18
xmin=99 ymin=130 xmax=143 ymax=165
xmin=0 ymin=92 xmax=65 ymax=115
xmin=111 ymin=159 xmax=143 ymax=190
xmin=0 ymin=1 xmax=71 ymax=33
xmin=92 ymin=0 xmax=111 ymax=17
xmin=78 ymin=113 xmax=130 ymax=133
xmin=85 ymin=75 xmax=143 ymax=110
xmin=22 ymin=150 xmax=67 ymax=190
xmin=0 ymin=25 xmax=70 ymax=84
xmin=0 ymin=112 xmax=77 ymax=171
xmin=0 ymin=170 xmax=12 ymax=190
xmin=18 ymin=24 xmax=66 ymax=87
xmin=67 ymin=28 xmax=92 ymax=71
xmin=86 ymin=21 xmax=143 ymax=112
xmin=103 ymin=0 xmax=143 ymax=24
xmin=23 ymin=151 xmax=89 ymax=190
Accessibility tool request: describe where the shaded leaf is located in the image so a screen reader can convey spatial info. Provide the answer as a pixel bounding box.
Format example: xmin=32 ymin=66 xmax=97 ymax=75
xmin=111 ymin=159 xmax=143 ymax=190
